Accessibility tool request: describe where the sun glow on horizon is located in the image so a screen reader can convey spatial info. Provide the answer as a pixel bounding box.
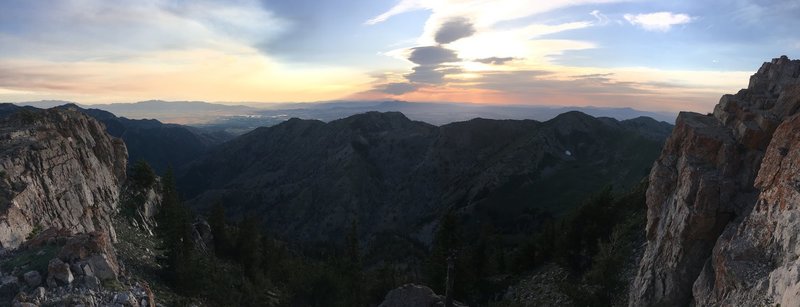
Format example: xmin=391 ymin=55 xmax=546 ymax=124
xmin=0 ymin=0 xmax=797 ymax=113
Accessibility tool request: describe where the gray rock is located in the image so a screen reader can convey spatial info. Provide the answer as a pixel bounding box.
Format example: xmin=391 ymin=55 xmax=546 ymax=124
xmin=78 ymin=276 xmax=101 ymax=290
xmin=71 ymin=263 xmax=84 ymax=277
xmin=0 ymin=276 xmax=20 ymax=303
xmin=88 ymin=254 xmax=116 ymax=280
xmin=47 ymin=258 xmax=73 ymax=286
xmin=22 ymin=271 xmax=41 ymax=287
xmin=32 ymin=286 xmax=46 ymax=301
xmin=82 ymin=263 xmax=94 ymax=277
xmin=0 ymin=107 xmax=127 ymax=249
xmin=114 ymin=291 xmax=139 ymax=306
xmin=378 ymin=284 xmax=465 ymax=307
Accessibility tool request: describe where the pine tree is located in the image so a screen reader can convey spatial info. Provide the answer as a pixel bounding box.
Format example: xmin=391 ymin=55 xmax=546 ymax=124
xmin=209 ymin=202 xmax=231 ymax=258
xmin=155 ymin=169 xmax=194 ymax=290
xmin=427 ymin=211 xmax=459 ymax=294
xmin=129 ymin=159 xmax=156 ymax=189
xmin=235 ymin=216 xmax=263 ymax=281
xmin=342 ymin=220 xmax=363 ymax=306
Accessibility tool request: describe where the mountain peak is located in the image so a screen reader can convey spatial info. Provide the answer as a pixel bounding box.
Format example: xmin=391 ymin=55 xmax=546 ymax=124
xmin=331 ymin=111 xmax=424 ymax=132
xmin=748 ymin=55 xmax=800 ymax=97
xmin=549 ymin=110 xmax=594 ymax=122
xmin=632 ymin=56 xmax=800 ymax=306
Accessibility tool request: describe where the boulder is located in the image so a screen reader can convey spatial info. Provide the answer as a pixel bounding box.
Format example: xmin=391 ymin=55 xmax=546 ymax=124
xmin=113 ymin=291 xmax=139 ymax=307
xmin=0 ymin=276 xmax=20 ymax=304
xmin=22 ymin=271 xmax=41 ymax=287
xmin=31 ymin=287 xmax=45 ymax=301
xmin=378 ymin=284 xmax=466 ymax=307
xmin=77 ymin=276 xmax=101 ymax=290
xmin=87 ymin=254 xmax=116 ymax=280
xmin=47 ymin=258 xmax=73 ymax=286
xmin=58 ymin=231 xmax=119 ymax=280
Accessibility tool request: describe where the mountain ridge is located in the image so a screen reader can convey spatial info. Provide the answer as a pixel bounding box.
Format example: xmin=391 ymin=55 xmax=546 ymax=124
xmin=179 ymin=110 xmax=671 ymax=246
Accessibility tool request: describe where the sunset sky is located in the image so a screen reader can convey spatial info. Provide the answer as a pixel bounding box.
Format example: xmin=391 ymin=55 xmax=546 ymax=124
xmin=1 ymin=0 xmax=798 ymax=112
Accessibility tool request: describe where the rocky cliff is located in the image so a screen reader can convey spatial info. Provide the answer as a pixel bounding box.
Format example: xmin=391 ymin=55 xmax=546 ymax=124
xmin=0 ymin=107 xmax=127 ymax=249
xmin=631 ymin=56 xmax=800 ymax=306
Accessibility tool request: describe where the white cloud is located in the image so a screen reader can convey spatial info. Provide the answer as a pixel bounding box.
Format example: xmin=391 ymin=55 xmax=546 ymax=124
xmin=590 ymin=10 xmax=610 ymax=25
xmin=369 ymin=0 xmax=614 ymax=65
xmin=624 ymin=12 xmax=694 ymax=32
xmin=365 ymin=0 xmax=425 ymax=25
xmin=365 ymin=0 xmax=623 ymax=96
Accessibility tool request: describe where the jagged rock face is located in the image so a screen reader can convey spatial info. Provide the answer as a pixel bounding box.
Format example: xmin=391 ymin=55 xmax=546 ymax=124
xmin=631 ymin=56 xmax=800 ymax=306
xmin=0 ymin=107 xmax=127 ymax=249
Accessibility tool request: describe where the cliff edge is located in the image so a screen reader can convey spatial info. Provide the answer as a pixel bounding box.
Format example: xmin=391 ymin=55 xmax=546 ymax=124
xmin=0 ymin=107 xmax=127 ymax=249
xmin=631 ymin=56 xmax=800 ymax=306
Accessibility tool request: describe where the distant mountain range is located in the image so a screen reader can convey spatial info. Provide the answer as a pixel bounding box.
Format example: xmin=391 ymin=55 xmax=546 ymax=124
xmin=13 ymin=100 xmax=676 ymax=135
xmin=14 ymin=100 xmax=257 ymax=126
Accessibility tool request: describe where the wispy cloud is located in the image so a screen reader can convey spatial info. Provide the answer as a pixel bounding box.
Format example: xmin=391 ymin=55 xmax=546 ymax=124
xmin=0 ymin=0 xmax=288 ymax=60
xmin=475 ymin=57 xmax=516 ymax=65
xmin=590 ymin=10 xmax=610 ymax=25
xmin=624 ymin=12 xmax=694 ymax=32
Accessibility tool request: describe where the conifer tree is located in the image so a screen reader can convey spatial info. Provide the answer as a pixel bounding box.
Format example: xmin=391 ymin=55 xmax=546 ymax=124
xmin=427 ymin=211 xmax=459 ymax=294
xmin=155 ymin=169 xmax=194 ymax=288
xmin=209 ymin=201 xmax=231 ymax=258
xmin=235 ymin=216 xmax=263 ymax=281
xmin=342 ymin=220 xmax=363 ymax=306
xmin=130 ymin=159 xmax=156 ymax=189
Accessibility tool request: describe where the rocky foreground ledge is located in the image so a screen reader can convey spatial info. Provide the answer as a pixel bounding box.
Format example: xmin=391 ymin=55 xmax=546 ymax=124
xmin=0 ymin=107 xmax=160 ymax=306
xmin=0 ymin=229 xmax=153 ymax=306
xmin=631 ymin=57 xmax=800 ymax=306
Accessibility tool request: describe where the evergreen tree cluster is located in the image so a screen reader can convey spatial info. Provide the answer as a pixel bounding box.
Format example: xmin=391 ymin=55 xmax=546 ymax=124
xmin=512 ymin=182 xmax=648 ymax=306
xmin=156 ymin=181 xmax=406 ymax=306
xmin=153 ymin=164 xmax=647 ymax=307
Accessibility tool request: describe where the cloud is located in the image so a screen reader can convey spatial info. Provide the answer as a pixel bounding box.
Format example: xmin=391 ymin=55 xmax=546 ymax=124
xmin=435 ymin=17 xmax=476 ymax=44
xmin=590 ymin=10 xmax=610 ymax=25
xmin=367 ymin=0 xmax=627 ymax=27
xmin=476 ymin=57 xmax=516 ymax=65
xmin=406 ymin=65 xmax=462 ymax=84
xmin=364 ymin=0 xmax=424 ymax=25
xmin=380 ymin=82 xmax=419 ymax=95
xmin=0 ymin=0 xmax=288 ymax=61
xmin=407 ymin=46 xmax=460 ymax=65
xmin=571 ymin=73 xmax=615 ymax=80
xmin=624 ymin=12 xmax=694 ymax=32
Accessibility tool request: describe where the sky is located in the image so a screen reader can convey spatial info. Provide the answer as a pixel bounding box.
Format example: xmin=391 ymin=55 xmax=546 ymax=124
xmin=0 ymin=0 xmax=798 ymax=112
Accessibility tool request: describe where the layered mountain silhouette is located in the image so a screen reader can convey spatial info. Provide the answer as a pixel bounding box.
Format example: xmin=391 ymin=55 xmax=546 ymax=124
xmin=179 ymin=111 xmax=672 ymax=244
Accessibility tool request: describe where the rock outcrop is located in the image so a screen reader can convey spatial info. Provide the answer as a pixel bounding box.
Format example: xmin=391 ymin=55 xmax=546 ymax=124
xmin=631 ymin=56 xmax=800 ymax=306
xmin=378 ymin=284 xmax=466 ymax=307
xmin=0 ymin=107 xmax=127 ymax=249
